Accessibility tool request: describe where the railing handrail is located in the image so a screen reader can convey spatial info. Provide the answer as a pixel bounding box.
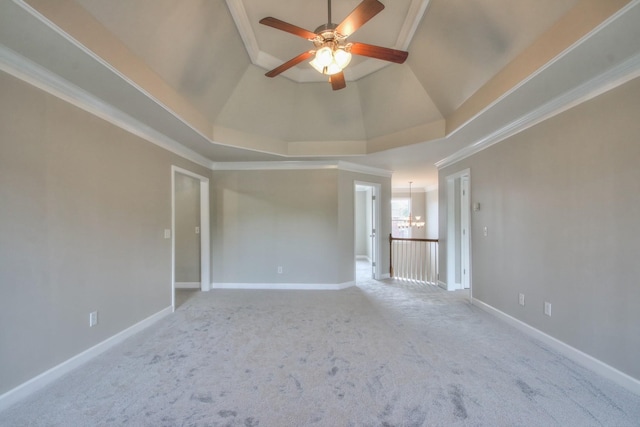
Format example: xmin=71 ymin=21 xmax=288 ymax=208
xmin=389 ymin=235 xmax=438 ymax=243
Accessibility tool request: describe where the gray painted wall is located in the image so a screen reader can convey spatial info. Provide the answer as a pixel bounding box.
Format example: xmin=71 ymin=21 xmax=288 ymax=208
xmin=439 ymin=76 xmax=640 ymax=380
xmin=174 ymin=173 xmax=200 ymax=283
xmin=211 ymin=170 xmax=391 ymax=285
xmin=0 ymin=71 xmax=211 ymax=394
xmin=211 ymin=169 xmax=340 ymax=284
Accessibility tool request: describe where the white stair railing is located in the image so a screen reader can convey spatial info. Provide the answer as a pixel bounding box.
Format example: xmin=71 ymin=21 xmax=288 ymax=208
xmin=389 ymin=234 xmax=438 ymax=285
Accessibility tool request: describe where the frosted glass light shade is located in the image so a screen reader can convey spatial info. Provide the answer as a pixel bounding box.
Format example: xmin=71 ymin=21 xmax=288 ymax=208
xmin=315 ymin=46 xmax=333 ymax=67
xmin=334 ymin=49 xmax=352 ymax=69
xmin=325 ymin=61 xmax=342 ymax=75
xmin=309 ymin=58 xmax=324 ymax=74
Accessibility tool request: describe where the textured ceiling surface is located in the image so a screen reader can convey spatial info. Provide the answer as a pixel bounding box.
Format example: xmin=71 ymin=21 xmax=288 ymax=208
xmin=2 ymin=0 xmax=638 ymax=188
xmin=76 ymin=0 xmax=578 ymax=127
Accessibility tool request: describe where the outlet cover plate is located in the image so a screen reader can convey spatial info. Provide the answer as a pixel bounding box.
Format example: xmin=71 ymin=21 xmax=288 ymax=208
xmin=89 ymin=311 xmax=98 ymax=327
xmin=544 ymin=301 xmax=552 ymax=316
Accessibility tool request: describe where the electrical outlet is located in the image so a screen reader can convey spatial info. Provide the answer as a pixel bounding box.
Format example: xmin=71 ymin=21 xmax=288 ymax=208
xmin=519 ymin=293 xmax=525 ymax=306
xmin=89 ymin=311 xmax=98 ymax=327
xmin=163 ymin=229 xmax=171 ymax=239
xmin=277 ymin=266 xmax=283 ymax=274
xmin=483 ymin=226 xmax=488 ymax=237
xmin=544 ymin=301 xmax=552 ymax=317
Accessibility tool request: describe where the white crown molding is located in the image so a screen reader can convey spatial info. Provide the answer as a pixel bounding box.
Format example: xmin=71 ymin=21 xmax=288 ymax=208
xmin=396 ymin=0 xmax=432 ymax=50
xmin=436 ymin=50 xmax=640 ymax=170
xmin=393 ymin=186 xmax=426 ymax=193
xmin=0 ymin=45 xmax=215 ymax=170
xmin=338 ymin=161 xmax=393 ymax=177
xmin=12 ymin=0 xmax=225 ymax=166
xmin=435 ymin=0 xmax=640 ymax=169
xmin=225 ymin=0 xmax=429 ymax=83
xmin=212 ymin=160 xmax=392 ymax=177
xmin=225 ymin=0 xmax=260 ymax=60
xmin=441 ymin=0 xmax=640 ymax=145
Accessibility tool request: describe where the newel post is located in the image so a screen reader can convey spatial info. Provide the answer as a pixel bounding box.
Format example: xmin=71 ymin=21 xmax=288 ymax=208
xmin=389 ymin=233 xmax=394 ymax=277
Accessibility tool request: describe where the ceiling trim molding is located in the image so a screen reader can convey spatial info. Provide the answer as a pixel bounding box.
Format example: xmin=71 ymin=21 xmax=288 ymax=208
xmin=436 ymin=51 xmax=640 ymax=170
xmin=396 ymin=0 xmax=432 ymax=50
xmin=212 ymin=160 xmax=392 ymax=177
xmin=225 ymin=0 xmax=429 ymax=83
xmin=445 ymin=0 xmax=640 ymax=140
xmin=225 ymin=0 xmax=260 ymax=60
xmin=0 ymin=45 xmax=216 ymax=170
xmin=393 ymin=183 xmax=437 ymax=192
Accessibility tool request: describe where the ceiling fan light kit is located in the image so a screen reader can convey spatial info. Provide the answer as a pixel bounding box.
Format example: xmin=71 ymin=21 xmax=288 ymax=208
xmin=260 ymin=0 xmax=408 ymax=90
xmin=309 ymin=43 xmax=352 ymax=76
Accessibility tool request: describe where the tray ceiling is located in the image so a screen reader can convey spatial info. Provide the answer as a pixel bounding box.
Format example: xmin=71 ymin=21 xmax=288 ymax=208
xmin=2 ymin=0 xmax=638 ymax=188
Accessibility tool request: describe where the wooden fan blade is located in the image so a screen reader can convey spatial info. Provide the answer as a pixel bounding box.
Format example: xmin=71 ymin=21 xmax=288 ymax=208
xmin=265 ymin=51 xmax=314 ymax=78
xmin=330 ymin=72 xmax=346 ymax=90
xmin=259 ymin=17 xmax=318 ymax=40
xmin=335 ymin=0 xmax=384 ymax=37
xmin=350 ymin=42 xmax=408 ymax=63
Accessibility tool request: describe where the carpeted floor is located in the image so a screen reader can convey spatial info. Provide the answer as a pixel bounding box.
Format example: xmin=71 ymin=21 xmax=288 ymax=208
xmin=1 ymin=274 xmax=639 ymax=426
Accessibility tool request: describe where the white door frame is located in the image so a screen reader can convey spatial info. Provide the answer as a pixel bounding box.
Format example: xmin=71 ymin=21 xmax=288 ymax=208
xmin=445 ymin=169 xmax=471 ymax=292
xmin=171 ymin=166 xmax=210 ymax=310
xmin=461 ymin=175 xmax=470 ymax=290
xmin=354 ymin=181 xmax=381 ymax=280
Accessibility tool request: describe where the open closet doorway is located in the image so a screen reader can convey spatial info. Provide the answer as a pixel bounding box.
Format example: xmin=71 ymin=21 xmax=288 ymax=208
xmin=171 ymin=166 xmax=210 ymax=311
xmin=445 ymin=169 xmax=471 ymax=295
xmin=354 ymin=182 xmax=381 ymax=282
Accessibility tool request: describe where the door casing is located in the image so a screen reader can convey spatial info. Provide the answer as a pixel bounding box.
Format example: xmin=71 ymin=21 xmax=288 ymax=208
xmin=171 ymin=166 xmax=210 ymax=310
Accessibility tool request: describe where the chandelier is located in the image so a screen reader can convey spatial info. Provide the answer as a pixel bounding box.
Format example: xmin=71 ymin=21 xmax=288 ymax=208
xmin=397 ymin=182 xmax=425 ymax=229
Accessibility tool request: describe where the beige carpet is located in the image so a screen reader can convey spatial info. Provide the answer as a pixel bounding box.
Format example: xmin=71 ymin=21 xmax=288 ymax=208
xmin=1 ymin=277 xmax=639 ymax=426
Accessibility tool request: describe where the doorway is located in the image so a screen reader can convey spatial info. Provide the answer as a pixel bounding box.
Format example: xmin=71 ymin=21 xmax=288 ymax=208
xmin=354 ymin=182 xmax=380 ymax=281
xmin=171 ymin=166 xmax=210 ymax=311
xmin=445 ymin=169 xmax=471 ymax=292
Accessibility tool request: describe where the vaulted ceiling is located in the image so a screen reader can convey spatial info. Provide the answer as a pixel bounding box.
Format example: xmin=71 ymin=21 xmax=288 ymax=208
xmin=1 ymin=0 xmax=639 ymax=188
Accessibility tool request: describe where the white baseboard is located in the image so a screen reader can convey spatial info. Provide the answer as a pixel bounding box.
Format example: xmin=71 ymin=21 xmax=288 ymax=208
xmin=0 ymin=306 xmax=173 ymax=412
xmin=211 ymin=282 xmax=355 ymax=291
xmin=379 ymin=273 xmax=391 ymax=280
xmin=175 ymin=282 xmax=200 ymax=289
xmin=438 ymin=280 xmax=448 ymax=290
xmin=472 ymin=298 xmax=640 ymax=396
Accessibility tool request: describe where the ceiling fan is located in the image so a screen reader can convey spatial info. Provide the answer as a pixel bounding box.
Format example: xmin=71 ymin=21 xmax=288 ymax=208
xmin=260 ymin=0 xmax=409 ymax=90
